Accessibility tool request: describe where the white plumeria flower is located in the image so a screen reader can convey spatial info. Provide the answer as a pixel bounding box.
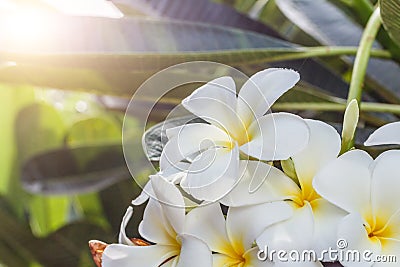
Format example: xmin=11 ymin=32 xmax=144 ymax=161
xmin=313 ymin=149 xmax=400 ymax=267
xmin=160 ymin=68 xmax=310 ymax=201
xmin=220 ymin=120 xmax=347 ymax=266
xmin=102 ymin=175 xmax=212 ymax=267
xmin=365 ymin=122 xmax=400 ymax=146
xmin=185 ymin=201 xmax=292 ymax=267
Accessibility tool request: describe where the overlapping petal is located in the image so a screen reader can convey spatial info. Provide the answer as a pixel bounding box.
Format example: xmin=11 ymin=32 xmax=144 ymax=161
xmin=337 ymin=213 xmax=382 ymax=267
xmin=226 ymin=202 xmax=293 ymax=252
xmin=371 ymin=150 xmax=400 ymax=227
xmin=256 ymin=202 xmax=314 ymax=252
xmin=220 ymin=161 xmax=301 ymax=207
xmin=102 ymin=244 xmax=178 ymax=267
xmin=182 ymin=76 xmax=240 ymax=135
xmin=291 ymin=119 xmax=341 ymax=198
xmin=243 ymin=247 xmax=275 ymax=267
xmin=151 ymin=175 xmax=186 ymax=234
xmin=313 ymin=150 xmax=373 ymax=218
xmin=138 ymin=199 xmax=177 ymax=245
xmin=160 ymin=123 xmax=231 ymax=171
xmin=185 ymin=203 xmax=232 ymax=255
xmin=241 ymin=112 xmax=309 ymax=160
xmin=365 ymin=122 xmax=400 ymax=146
xmin=182 ymin=145 xmax=239 ymax=201
xmin=176 ymin=234 xmax=213 ymax=267
xmin=236 ymin=68 xmax=300 ymax=126
xmin=310 ymin=198 xmax=347 ymax=259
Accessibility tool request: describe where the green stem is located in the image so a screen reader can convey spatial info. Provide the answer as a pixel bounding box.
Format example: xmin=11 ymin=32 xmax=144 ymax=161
xmin=273 ymin=102 xmax=400 ymax=114
xmin=245 ymin=46 xmax=390 ymax=65
xmin=347 ymin=7 xmax=382 ymax=105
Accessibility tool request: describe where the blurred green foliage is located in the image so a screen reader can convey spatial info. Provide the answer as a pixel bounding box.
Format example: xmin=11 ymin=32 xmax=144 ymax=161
xmin=0 ymin=0 xmax=399 ymax=266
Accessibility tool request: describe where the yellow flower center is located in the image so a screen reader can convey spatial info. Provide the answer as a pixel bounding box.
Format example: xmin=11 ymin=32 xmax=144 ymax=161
xmin=220 ymin=239 xmax=247 ymax=266
xmin=292 ymin=185 xmax=321 ymax=208
xmin=365 ymin=216 xmax=393 ymax=241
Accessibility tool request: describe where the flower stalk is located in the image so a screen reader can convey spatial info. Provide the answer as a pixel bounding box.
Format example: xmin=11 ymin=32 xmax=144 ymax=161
xmin=347 ymin=7 xmax=382 ymax=105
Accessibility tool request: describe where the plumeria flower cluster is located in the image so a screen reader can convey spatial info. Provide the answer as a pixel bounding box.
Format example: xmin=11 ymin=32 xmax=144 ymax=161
xmin=90 ymin=68 xmax=400 ymax=267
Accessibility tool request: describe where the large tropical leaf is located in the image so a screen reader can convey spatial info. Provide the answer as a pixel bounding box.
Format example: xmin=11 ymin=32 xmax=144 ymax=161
xmin=21 ymin=144 xmax=131 ymax=195
xmin=381 ymin=0 xmax=400 ymax=46
xmin=243 ymin=0 xmax=400 ymax=103
xmin=110 ymin=0 xmax=356 ymax=99
xmin=113 ymin=0 xmax=281 ymax=37
xmin=0 ymin=14 xmax=351 ymax=97
xmin=0 ymin=196 xmax=110 ymax=267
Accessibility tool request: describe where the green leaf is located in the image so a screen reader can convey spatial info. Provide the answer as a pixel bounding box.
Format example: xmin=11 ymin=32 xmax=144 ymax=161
xmin=15 ymin=103 xmax=65 ymax=163
xmin=117 ymin=0 xmax=280 ymax=37
xmin=381 ymin=0 xmax=400 ymax=46
xmin=0 ymin=85 xmax=35 ymax=209
xmin=254 ymin=0 xmax=400 ymax=103
xmin=0 ymin=16 xmax=353 ymax=96
xmin=29 ymin=195 xmax=70 ymax=237
xmin=74 ymin=193 xmax=109 ymax=229
xmin=66 ymin=117 xmax=122 ymax=146
xmin=99 ymin=179 xmax=145 ymax=237
xmin=0 ymin=196 xmax=110 ymax=267
xmin=21 ymin=144 xmax=130 ymax=194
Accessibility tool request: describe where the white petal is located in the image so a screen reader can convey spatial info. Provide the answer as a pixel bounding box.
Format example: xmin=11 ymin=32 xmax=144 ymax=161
xmin=176 ymin=234 xmax=212 ymax=267
xmin=131 ymin=182 xmax=152 ymax=206
xmin=256 ymin=202 xmax=314 ymax=252
xmin=160 ymin=123 xmax=231 ymax=171
xmin=183 ymin=146 xmax=239 ymax=201
xmin=291 ymin=120 xmax=341 ymax=198
xmin=243 ymin=247 xmax=275 ymax=267
xmin=151 ymin=175 xmax=185 ymax=234
xmin=364 ymin=122 xmax=400 ymax=146
xmin=139 ymin=199 xmax=177 ymax=245
xmin=159 ymin=162 xmax=190 ymax=184
xmin=236 ymin=68 xmax=300 ymax=126
xmin=182 ymin=76 xmax=240 ymax=134
xmin=118 ymin=206 xmax=134 ymax=245
xmin=380 ymin=209 xmax=400 ymax=240
xmin=310 ymin=198 xmax=347 ymax=260
xmin=338 ymin=213 xmax=381 ymax=267
xmin=241 ymin=112 xmax=309 ymax=161
xmin=273 ymin=260 xmax=323 ymax=267
xmin=102 ymin=244 xmax=178 ymax=267
xmin=373 ymin=238 xmax=400 ymax=267
xmin=220 ymin=161 xmax=301 ymax=207
xmin=185 ymin=203 xmax=232 ymax=255
xmin=226 ymin=202 xmax=293 ymax=252
xmin=212 ymin=254 xmax=241 ymax=267
xmin=370 ymin=150 xmax=400 ymax=228
xmin=313 ymin=149 xmax=373 ymax=218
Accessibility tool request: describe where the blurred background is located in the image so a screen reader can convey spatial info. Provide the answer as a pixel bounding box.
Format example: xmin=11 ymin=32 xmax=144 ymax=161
xmin=1 ymin=0 xmax=400 ymax=266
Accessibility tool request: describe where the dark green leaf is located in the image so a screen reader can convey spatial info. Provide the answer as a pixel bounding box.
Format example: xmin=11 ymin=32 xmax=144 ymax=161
xmin=0 ymin=196 xmax=110 ymax=267
xmin=99 ymin=179 xmax=145 ymax=237
xmin=114 ymin=0 xmax=281 ymax=37
xmin=15 ymin=103 xmax=65 ymax=163
xmin=0 ymin=15 xmax=346 ymax=97
xmin=111 ymin=0 xmax=353 ymax=100
xmin=256 ymin=0 xmax=400 ymax=103
xmin=381 ymin=0 xmax=400 ymax=46
xmin=21 ymin=144 xmax=131 ymax=194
